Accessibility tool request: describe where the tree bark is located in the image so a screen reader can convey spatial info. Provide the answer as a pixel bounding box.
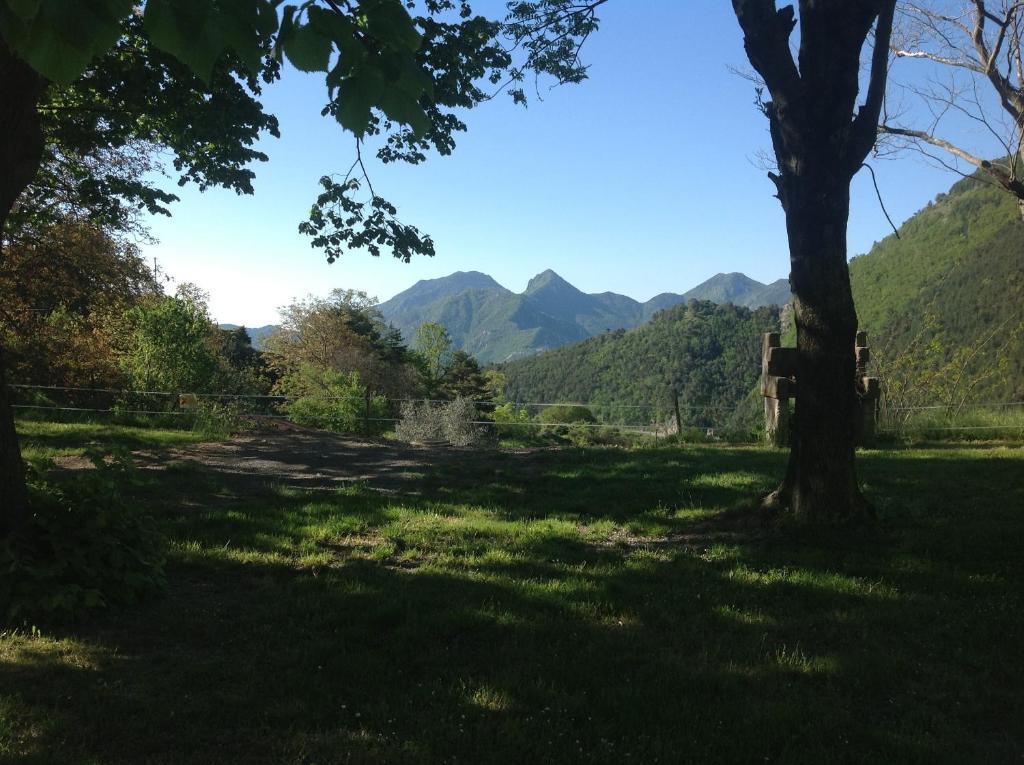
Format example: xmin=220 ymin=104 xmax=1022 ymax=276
xmin=764 ymin=178 xmax=871 ymax=522
xmin=733 ymin=0 xmax=894 ymax=524
xmin=0 ymin=39 xmax=46 ymax=535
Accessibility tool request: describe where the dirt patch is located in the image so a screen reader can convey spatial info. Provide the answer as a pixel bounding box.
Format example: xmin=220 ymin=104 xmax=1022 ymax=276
xmin=42 ymin=423 xmax=509 ymax=496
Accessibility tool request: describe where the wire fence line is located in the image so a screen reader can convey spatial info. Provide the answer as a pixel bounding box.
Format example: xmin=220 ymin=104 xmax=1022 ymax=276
xmin=10 ymin=383 xmax=1024 ymax=412
xmin=9 ymin=404 xmax=662 ymax=433
xmin=6 ymin=383 xmax=740 ymax=412
xmin=8 ymin=384 xmax=1024 ymax=437
xmin=7 ymin=383 xmax=730 ymax=419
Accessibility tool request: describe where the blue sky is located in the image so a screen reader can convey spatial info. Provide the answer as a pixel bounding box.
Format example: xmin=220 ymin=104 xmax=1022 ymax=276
xmin=143 ymin=2 xmax=992 ymax=326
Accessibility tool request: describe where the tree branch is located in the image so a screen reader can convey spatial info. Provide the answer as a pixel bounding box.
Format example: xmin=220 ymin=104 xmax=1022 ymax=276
xmin=848 ymin=0 xmax=898 ymax=170
xmin=731 ymin=0 xmax=801 ymax=110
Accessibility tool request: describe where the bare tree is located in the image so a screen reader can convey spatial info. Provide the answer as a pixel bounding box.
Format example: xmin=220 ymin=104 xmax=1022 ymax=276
xmin=732 ymin=0 xmax=896 ymax=522
xmin=882 ymin=1 xmax=1024 ymax=217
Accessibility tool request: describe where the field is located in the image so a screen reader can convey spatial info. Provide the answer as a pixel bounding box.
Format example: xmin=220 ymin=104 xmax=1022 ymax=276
xmin=2 ymin=420 xmax=1023 ymax=763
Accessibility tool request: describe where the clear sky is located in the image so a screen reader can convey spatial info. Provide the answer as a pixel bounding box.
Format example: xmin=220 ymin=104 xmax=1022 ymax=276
xmin=141 ymin=2 xmax=998 ymax=327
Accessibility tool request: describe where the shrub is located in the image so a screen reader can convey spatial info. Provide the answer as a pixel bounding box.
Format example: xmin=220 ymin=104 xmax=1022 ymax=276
xmin=280 ymin=366 xmax=389 ymax=436
xmin=491 ymin=402 xmax=533 ymax=438
xmin=538 ymin=404 xmax=597 ymax=436
xmin=188 ymin=399 xmax=250 ymax=437
xmin=538 ymin=405 xmax=597 ymax=425
xmin=396 ymin=397 xmax=492 ymax=447
xmin=1 ymin=453 xmax=166 ymax=626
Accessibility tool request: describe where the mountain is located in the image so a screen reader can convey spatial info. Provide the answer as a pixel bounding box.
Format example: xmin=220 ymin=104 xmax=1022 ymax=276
xmin=377 ymin=269 xmax=789 ymax=363
xmin=680 ymin=272 xmax=791 ymax=310
xmin=848 ymin=170 xmax=1024 ymax=401
xmin=500 ymin=167 xmax=1024 ymax=420
xmin=499 ymin=300 xmax=782 ymax=432
xmin=218 ymin=323 xmax=277 ymax=349
xmin=376 ymin=271 xmax=509 ymax=319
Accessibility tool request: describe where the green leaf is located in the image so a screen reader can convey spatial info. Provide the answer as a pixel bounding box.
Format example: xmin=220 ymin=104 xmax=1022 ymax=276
xmin=0 ymin=0 xmax=132 ymax=83
xmin=377 ymin=89 xmax=429 ymax=137
xmin=254 ymin=0 xmax=278 ymax=38
xmin=282 ymin=21 xmax=332 ymax=73
xmin=335 ymin=70 xmax=385 ymax=137
xmin=15 ymin=24 xmax=92 ymax=82
xmin=144 ymin=0 xmax=224 ymax=83
xmin=362 ymin=0 xmax=420 ymax=53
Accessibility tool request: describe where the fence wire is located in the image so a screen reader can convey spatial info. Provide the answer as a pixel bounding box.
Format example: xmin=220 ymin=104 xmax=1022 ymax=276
xmin=8 ymin=383 xmax=1024 ymax=439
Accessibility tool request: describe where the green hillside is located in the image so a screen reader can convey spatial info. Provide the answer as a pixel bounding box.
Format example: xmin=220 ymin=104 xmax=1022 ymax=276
xmin=499 ymin=300 xmax=781 ymax=429
xmin=499 ymin=169 xmax=1024 ymax=423
xmin=850 ymin=172 xmax=1024 ymax=401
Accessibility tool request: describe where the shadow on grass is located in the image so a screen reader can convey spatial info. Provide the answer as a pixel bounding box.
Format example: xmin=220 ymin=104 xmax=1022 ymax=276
xmin=2 ymin=445 xmax=1022 ymax=763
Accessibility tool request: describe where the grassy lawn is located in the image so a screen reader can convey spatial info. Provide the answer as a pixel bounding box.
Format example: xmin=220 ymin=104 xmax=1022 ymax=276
xmin=2 ymin=423 xmax=1022 ymax=763
xmin=16 ymin=419 xmax=209 ymax=461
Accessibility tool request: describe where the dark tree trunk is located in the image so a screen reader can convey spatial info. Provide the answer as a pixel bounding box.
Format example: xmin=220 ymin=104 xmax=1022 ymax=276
xmin=763 ymin=178 xmax=870 ymax=521
xmin=0 ymin=39 xmax=45 ymax=535
xmin=733 ymin=0 xmax=895 ymax=524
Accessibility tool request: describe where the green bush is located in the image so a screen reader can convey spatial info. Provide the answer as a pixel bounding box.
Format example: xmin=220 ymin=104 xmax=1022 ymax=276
xmin=188 ymin=399 xmax=250 ymax=437
xmin=280 ymin=366 xmax=389 ymax=436
xmin=538 ymin=404 xmax=597 ymax=437
xmin=538 ymin=405 xmax=597 ymax=425
xmin=1 ymin=453 xmax=166 ymax=626
xmin=491 ymin=402 xmax=533 ymax=438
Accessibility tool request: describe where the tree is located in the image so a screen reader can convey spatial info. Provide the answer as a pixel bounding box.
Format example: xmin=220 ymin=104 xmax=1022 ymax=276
xmin=882 ymin=1 xmax=1024 ymax=218
xmin=0 ymin=0 xmax=599 ymax=532
xmin=5 ymin=14 xmax=280 ymax=244
xmin=0 ymin=8 xmax=280 ymax=531
xmin=442 ymin=349 xmax=491 ymax=403
xmin=1 ymin=218 xmax=161 ymax=388
xmin=731 ymin=0 xmax=896 ymax=521
xmin=414 ymin=321 xmax=453 ymax=397
xmin=122 ymin=284 xmax=222 ymax=394
xmin=266 ymin=289 xmax=417 ymax=398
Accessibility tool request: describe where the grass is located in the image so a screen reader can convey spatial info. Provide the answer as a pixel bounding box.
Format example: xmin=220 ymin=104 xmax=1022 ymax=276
xmin=2 ymin=420 xmax=1023 ymax=763
xmin=16 ymin=419 xmax=209 ymax=461
xmin=880 ymin=404 xmax=1024 ymax=442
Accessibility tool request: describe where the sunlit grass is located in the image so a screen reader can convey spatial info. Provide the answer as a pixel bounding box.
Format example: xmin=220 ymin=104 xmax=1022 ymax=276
xmin=17 ymin=419 xmax=207 ymax=461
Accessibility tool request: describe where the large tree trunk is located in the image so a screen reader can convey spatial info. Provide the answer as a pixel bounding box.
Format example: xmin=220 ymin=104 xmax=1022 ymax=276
xmin=764 ymin=177 xmax=871 ymax=522
xmin=0 ymin=39 xmax=45 ymax=535
xmin=733 ymin=0 xmax=894 ymax=524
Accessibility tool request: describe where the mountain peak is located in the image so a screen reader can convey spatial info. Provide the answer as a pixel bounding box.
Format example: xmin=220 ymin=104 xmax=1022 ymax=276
xmin=415 ymin=271 xmax=505 ymax=292
xmin=524 ymin=269 xmax=578 ymax=295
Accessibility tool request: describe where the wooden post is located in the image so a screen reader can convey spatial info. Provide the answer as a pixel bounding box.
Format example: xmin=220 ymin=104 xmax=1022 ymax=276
xmin=854 ymin=332 xmax=881 ymax=447
xmin=672 ymin=389 xmax=683 ymax=438
xmin=760 ymin=329 xmax=881 ymax=449
xmin=761 ymin=333 xmax=791 ymax=447
xmin=363 ymin=390 xmax=372 ymax=435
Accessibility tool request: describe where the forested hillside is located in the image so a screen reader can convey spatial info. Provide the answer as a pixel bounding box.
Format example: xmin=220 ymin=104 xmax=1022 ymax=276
xmin=499 ymin=169 xmax=1024 ymax=422
xmin=499 ymin=300 xmax=781 ymax=429
xmin=849 ymin=172 xmax=1024 ymax=401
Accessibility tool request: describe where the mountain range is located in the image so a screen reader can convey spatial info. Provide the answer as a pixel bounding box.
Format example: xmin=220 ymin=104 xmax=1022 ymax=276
xmin=375 ymin=270 xmax=789 ymax=363
xmin=500 ymin=165 xmax=1024 ymax=416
